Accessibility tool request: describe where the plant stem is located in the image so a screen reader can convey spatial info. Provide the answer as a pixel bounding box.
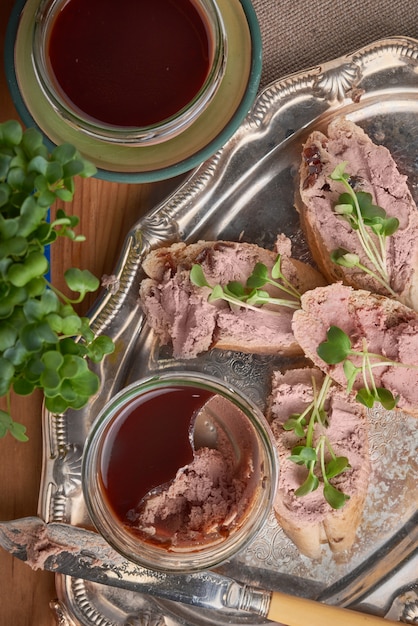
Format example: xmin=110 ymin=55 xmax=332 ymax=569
xmin=213 ymin=291 xmax=294 ymax=314
xmin=340 ymin=176 xmax=387 ymax=277
xmin=305 ymin=375 xmax=332 ymax=446
xmin=268 ymin=273 xmax=301 ymax=300
xmin=318 ymin=437 xmax=330 ymax=487
xmin=45 ymin=279 xmax=79 ymax=305
xmin=355 ymin=260 xmax=398 ymax=297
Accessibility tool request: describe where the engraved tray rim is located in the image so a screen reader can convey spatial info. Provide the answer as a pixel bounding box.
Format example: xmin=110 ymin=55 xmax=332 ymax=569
xmin=39 ymin=35 xmax=418 ymax=626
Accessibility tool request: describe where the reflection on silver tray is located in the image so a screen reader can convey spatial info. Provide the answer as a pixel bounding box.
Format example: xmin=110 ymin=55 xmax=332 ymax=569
xmin=39 ymin=37 xmax=418 ymax=625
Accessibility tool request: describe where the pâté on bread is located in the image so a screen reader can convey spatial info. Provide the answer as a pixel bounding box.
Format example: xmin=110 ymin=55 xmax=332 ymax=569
xmin=137 ymin=117 xmax=417 ymax=559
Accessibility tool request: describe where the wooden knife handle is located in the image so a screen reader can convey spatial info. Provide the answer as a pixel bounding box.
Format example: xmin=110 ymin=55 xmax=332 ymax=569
xmin=268 ymin=591 xmax=399 ymax=626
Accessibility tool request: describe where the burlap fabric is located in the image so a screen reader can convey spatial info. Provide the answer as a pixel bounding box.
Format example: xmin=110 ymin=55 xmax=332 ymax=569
xmin=252 ymin=0 xmax=418 ymax=88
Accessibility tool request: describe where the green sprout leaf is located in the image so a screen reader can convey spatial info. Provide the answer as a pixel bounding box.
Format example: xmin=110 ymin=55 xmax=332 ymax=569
xmin=246 ymin=262 xmax=270 ymax=289
xmin=0 ymin=119 xmax=112 ymax=440
xmin=295 ymin=472 xmax=319 ymax=497
xmin=381 ymin=216 xmax=400 ymax=237
xmin=285 ymin=375 xmax=351 ymax=510
xmin=0 ymin=408 xmax=28 ymax=442
xmin=289 ymin=445 xmax=317 ymax=465
xmin=13 ymin=377 xmax=35 ymax=396
xmin=343 ymin=359 xmax=360 ymax=394
xmin=208 ymin=284 xmax=225 ymax=303
xmin=0 ymin=322 xmax=18 ymax=351
xmin=330 ymin=163 xmax=399 ymax=296
xmin=64 ymin=268 xmax=100 ymax=302
xmin=190 ymin=263 xmax=212 ymax=288
xmin=375 ymin=387 xmax=399 ymax=410
xmin=0 ymin=357 xmax=15 ymax=394
xmin=325 ymin=456 xmax=350 ymax=479
xmin=71 ymin=367 xmax=100 ymax=397
xmin=190 ymin=255 xmax=301 ymax=314
xmin=330 ymin=248 xmax=360 ymax=268
xmin=330 ymin=161 xmax=349 ymax=181
xmin=317 ymin=325 xmax=352 ymax=364
xmin=334 ymin=202 xmax=354 ymax=216
xmin=9 ymin=420 xmax=29 ymax=441
xmin=323 ymin=483 xmax=350 ymax=509
xmin=1 ymin=120 xmax=23 ymax=147
xmin=283 ymin=414 xmax=306 ymax=438
xmin=355 ymin=387 xmax=376 ymax=408
xmin=51 ymin=143 xmax=77 ymax=164
xmin=318 ymin=324 xmax=413 ymax=411
xmin=27 ymin=155 xmax=48 ymax=176
xmin=87 ymin=335 xmax=115 ymax=362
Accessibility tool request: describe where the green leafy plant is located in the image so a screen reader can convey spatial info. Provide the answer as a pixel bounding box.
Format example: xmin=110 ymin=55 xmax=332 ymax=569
xmin=283 ymin=374 xmax=351 ymax=509
xmin=330 ymin=162 xmax=399 ymax=296
xmin=0 ymin=120 xmax=114 ymax=441
xmin=190 ymin=255 xmax=301 ymax=312
xmin=316 ymin=325 xmax=406 ymax=410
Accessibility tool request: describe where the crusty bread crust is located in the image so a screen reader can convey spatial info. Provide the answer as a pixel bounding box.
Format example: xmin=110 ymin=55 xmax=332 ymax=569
xmin=297 ymin=117 xmax=418 ymax=311
xmin=267 ymin=367 xmax=370 ymax=559
xmin=142 ymin=241 xmax=216 ymax=282
xmin=213 ymin=330 xmax=302 ymax=356
xmin=275 ymin=491 xmax=368 ymax=559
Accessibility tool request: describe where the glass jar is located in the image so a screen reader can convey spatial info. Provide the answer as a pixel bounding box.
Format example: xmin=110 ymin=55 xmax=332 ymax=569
xmin=32 ymin=0 xmax=227 ymax=145
xmin=82 ymin=372 xmax=278 ymax=573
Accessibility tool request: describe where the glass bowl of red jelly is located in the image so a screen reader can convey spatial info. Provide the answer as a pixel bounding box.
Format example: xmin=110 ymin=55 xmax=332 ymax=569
xmin=82 ymin=372 xmax=278 ymax=573
xmin=7 ymin=0 xmax=261 ymax=181
xmin=31 ymin=0 xmax=227 ymax=146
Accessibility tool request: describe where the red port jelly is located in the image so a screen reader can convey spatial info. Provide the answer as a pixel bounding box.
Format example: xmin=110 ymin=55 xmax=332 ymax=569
xmin=44 ymin=0 xmax=216 ymax=128
xmin=98 ymin=385 xmax=214 ymax=523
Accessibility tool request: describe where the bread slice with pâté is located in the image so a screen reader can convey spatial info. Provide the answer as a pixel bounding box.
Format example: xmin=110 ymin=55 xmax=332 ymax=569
xmin=139 ymin=239 xmax=326 ymax=359
xmin=297 ymin=117 xmax=418 ymax=310
xmin=267 ymin=366 xmax=370 ymax=559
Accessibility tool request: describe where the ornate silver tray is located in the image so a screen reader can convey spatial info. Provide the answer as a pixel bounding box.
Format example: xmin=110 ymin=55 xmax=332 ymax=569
xmin=40 ymin=37 xmax=418 ymax=626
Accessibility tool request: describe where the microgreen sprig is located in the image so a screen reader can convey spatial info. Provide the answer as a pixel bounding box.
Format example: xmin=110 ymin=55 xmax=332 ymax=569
xmin=283 ymin=375 xmax=350 ymax=509
xmin=330 ymin=163 xmax=399 ymax=296
xmin=0 ymin=120 xmax=115 ymax=441
xmin=190 ymin=255 xmax=301 ymax=313
xmin=316 ymin=325 xmax=412 ymax=409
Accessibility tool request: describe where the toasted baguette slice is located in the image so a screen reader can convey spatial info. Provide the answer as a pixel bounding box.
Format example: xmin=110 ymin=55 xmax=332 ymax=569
xmin=292 ymin=283 xmax=418 ymax=418
xmin=139 ymin=239 xmax=326 ymax=359
xmin=267 ymin=367 xmax=370 ymax=559
xmin=297 ymin=116 xmax=418 ymax=310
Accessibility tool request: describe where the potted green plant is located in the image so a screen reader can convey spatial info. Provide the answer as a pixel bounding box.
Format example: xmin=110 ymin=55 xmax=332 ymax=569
xmin=0 ymin=120 xmax=114 ymax=441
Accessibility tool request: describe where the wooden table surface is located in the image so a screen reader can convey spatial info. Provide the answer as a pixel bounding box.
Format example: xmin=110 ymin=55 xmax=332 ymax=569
xmin=0 ymin=2 xmax=183 ymax=623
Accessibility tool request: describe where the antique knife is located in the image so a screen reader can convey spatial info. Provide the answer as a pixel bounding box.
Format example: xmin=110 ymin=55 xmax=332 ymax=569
xmin=0 ymin=516 xmax=400 ymax=626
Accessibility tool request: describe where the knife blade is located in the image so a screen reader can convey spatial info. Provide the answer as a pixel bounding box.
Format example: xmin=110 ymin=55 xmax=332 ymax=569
xmin=0 ymin=517 xmax=401 ymax=626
